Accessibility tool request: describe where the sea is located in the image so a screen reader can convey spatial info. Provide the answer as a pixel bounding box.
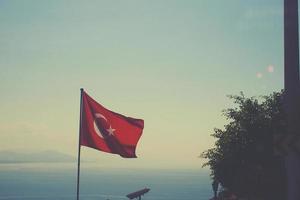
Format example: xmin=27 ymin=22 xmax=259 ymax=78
xmin=0 ymin=165 xmax=212 ymax=200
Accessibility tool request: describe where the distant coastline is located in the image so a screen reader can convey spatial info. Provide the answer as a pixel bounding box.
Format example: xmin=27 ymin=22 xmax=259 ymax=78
xmin=0 ymin=150 xmax=75 ymax=163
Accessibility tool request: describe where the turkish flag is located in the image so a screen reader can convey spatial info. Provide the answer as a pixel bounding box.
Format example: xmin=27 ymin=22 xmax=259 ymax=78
xmin=80 ymin=91 xmax=144 ymax=158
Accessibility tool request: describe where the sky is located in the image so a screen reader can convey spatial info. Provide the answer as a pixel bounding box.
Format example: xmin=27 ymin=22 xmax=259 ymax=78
xmin=0 ymin=0 xmax=284 ymax=169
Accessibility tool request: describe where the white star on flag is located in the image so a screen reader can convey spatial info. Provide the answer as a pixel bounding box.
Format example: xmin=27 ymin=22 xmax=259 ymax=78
xmin=106 ymin=126 xmax=116 ymax=136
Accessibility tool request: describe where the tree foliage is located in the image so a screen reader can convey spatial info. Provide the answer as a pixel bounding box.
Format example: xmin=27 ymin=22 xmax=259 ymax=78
xmin=201 ymin=91 xmax=286 ymax=199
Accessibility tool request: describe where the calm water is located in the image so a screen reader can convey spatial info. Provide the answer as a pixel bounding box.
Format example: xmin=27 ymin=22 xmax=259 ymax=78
xmin=0 ymin=166 xmax=212 ymax=200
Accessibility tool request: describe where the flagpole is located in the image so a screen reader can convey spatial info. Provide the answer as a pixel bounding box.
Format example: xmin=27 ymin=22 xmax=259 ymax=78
xmin=77 ymin=88 xmax=84 ymax=200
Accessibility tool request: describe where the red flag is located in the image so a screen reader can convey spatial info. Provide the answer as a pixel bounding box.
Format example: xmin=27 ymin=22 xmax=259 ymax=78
xmin=80 ymin=91 xmax=144 ymax=158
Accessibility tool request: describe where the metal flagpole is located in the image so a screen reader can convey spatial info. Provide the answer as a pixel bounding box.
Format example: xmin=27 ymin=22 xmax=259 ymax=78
xmin=284 ymin=0 xmax=300 ymax=200
xmin=77 ymin=88 xmax=84 ymax=200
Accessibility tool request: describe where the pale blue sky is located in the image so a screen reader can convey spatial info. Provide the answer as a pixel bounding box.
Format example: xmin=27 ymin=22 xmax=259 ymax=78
xmin=0 ymin=0 xmax=283 ymax=169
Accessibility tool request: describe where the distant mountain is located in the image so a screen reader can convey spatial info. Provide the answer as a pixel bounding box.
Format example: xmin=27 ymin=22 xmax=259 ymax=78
xmin=0 ymin=150 xmax=76 ymax=163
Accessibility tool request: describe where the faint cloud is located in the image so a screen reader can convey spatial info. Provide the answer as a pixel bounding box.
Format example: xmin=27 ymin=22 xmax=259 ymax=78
xmin=244 ymin=8 xmax=282 ymax=20
xmin=256 ymin=72 xmax=263 ymax=79
xmin=237 ymin=6 xmax=282 ymax=31
xmin=0 ymin=122 xmax=51 ymax=151
xmin=0 ymin=122 xmax=47 ymax=135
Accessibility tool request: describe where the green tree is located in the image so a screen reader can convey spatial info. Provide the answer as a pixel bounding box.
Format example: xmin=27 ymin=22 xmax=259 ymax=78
xmin=202 ymin=91 xmax=286 ymax=200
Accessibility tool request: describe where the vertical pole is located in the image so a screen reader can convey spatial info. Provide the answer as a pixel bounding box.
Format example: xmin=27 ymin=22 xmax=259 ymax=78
xmin=284 ymin=0 xmax=300 ymax=200
xmin=77 ymin=88 xmax=84 ymax=200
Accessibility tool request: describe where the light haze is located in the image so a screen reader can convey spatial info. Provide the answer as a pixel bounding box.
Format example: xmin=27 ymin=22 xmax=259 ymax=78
xmin=0 ymin=0 xmax=283 ymax=169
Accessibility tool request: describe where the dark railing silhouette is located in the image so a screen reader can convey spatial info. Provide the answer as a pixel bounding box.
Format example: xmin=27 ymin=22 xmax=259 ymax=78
xmin=126 ymin=188 xmax=150 ymax=200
